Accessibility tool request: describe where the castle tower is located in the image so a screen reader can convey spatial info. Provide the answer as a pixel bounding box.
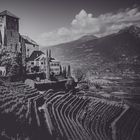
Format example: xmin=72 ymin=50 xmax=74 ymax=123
xmin=0 ymin=10 xmax=20 ymax=52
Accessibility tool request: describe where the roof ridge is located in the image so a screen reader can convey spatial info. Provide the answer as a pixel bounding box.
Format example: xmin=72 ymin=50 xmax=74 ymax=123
xmin=28 ymin=50 xmax=44 ymax=61
xmin=21 ymin=35 xmax=38 ymax=46
xmin=0 ymin=10 xmax=19 ymax=19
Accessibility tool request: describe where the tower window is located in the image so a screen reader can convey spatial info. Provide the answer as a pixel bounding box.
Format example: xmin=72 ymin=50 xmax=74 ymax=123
xmin=10 ymin=31 xmax=13 ymax=37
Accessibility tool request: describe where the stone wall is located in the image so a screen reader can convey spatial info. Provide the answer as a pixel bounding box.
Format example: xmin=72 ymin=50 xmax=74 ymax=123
xmin=5 ymin=29 xmax=19 ymax=48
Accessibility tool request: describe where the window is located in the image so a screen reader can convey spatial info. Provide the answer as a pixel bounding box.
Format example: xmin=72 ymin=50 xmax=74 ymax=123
xmin=54 ymin=68 xmax=59 ymax=71
xmin=31 ymin=62 xmax=34 ymax=65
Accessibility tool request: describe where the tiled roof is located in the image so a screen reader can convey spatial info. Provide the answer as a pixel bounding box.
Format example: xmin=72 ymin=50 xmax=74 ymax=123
xmin=34 ymin=54 xmax=55 ymax=61
xmin=21 ymin=35 xmax=39 ymax=46
xmin=28 ymin=51 xmax=44 ymax=61
xmin=0 ymin=10 xmax=19 ymax=19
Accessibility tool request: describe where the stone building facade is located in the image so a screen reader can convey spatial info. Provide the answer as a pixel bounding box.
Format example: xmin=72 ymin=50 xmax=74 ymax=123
xmin=0 ymin=10 xmax=20 ymax=52
xmin=27 ymin=50 xmax=61 ymax=76
xmin=21 ymin=35 xmax=39 ymax=58
xmin=0 ymin=10 xmax=39 ymax=71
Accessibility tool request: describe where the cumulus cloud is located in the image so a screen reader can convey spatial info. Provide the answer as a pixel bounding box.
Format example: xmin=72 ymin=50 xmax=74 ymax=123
xmin=37 ymin=8 xmax=140 ymax=46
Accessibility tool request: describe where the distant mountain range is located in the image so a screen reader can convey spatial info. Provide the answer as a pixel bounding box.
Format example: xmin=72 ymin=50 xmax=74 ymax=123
xmin=42 ymin=25 xmax=140 ymax=75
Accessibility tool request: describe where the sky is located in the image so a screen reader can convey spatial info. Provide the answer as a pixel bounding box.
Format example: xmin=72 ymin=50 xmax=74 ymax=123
xmin=0 ymin=0 xmax=140 ymax=46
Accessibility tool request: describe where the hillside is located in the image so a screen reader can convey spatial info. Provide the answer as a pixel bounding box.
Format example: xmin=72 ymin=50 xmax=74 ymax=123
xmin=1 ymin=80 xmax=140 ymax=140
xmin=42 ymin=25 xmax=140 ymax=75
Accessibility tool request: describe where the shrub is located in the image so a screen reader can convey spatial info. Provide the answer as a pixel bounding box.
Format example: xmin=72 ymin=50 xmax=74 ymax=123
xmin=0 ymin=51 xmax=23 ymax=79
xmin=73 ymin=68 xmax=86 ymax=82
xmin=65 ymin=77 xmax=77 ymax=91
xmin=77 ymin=83 xmax=89 ymax=91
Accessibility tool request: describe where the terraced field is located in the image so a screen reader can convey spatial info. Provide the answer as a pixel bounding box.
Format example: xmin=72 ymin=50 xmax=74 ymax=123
xmin=0 ymin=81 xmax=140 ymax=140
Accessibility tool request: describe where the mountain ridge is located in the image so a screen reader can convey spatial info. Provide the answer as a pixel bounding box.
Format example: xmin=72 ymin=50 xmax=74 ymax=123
xmin=41 ymin=25 xmax=140 ymax=75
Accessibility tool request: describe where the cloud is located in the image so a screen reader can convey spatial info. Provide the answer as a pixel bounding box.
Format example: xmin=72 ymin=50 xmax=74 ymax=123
xmin=37 ymin=8 xmax=140 ymax=46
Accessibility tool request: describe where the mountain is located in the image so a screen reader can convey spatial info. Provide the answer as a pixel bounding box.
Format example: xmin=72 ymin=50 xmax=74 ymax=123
xmin=42 ymin=25 xmax=140 ymax=75
xmin=77 ymin=34 xmax=98 ymax=42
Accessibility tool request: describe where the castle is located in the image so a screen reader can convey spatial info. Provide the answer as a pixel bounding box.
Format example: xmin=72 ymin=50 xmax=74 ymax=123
xmin=0 ymin=10 xmax=70 ymax=80
xmin=0 ymin=10 xmax=39 ymax=57
xmin=0 ymin=10 xmax=40 ymax=70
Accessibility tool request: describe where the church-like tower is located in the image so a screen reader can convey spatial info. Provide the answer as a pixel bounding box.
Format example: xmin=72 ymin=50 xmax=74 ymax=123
xmin=0 ymin=10 xmax=20 ymax=52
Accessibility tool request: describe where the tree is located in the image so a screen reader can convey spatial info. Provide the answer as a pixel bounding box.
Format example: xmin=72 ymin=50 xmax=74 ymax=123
xmin=62 ymin=66 xmax=67 ymax=78
xmin=67 ymin=65 xmax=71 ymax=78
xmin=0 ymin=51 xmax=13 ymax=74
xmin=7 ymin=59 xmax=20 ymax=76
xmin=0 ymin=50 xmax=22 ymax=78
xmin=59 ymin=65 xmax=62 ymax=75
xmin=65 ymin=77 xmax=77 ymax=91
xmin=73 ymin=68 xmax=86 ymax=82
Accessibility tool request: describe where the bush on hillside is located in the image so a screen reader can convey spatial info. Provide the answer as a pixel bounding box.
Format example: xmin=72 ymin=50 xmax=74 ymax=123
xmin=73 ymin=68 xmax=86 ymax=82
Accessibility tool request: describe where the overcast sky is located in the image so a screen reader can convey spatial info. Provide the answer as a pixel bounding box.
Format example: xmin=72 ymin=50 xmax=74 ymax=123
xmin=0 ymin=0 xmax=140 ymax=46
